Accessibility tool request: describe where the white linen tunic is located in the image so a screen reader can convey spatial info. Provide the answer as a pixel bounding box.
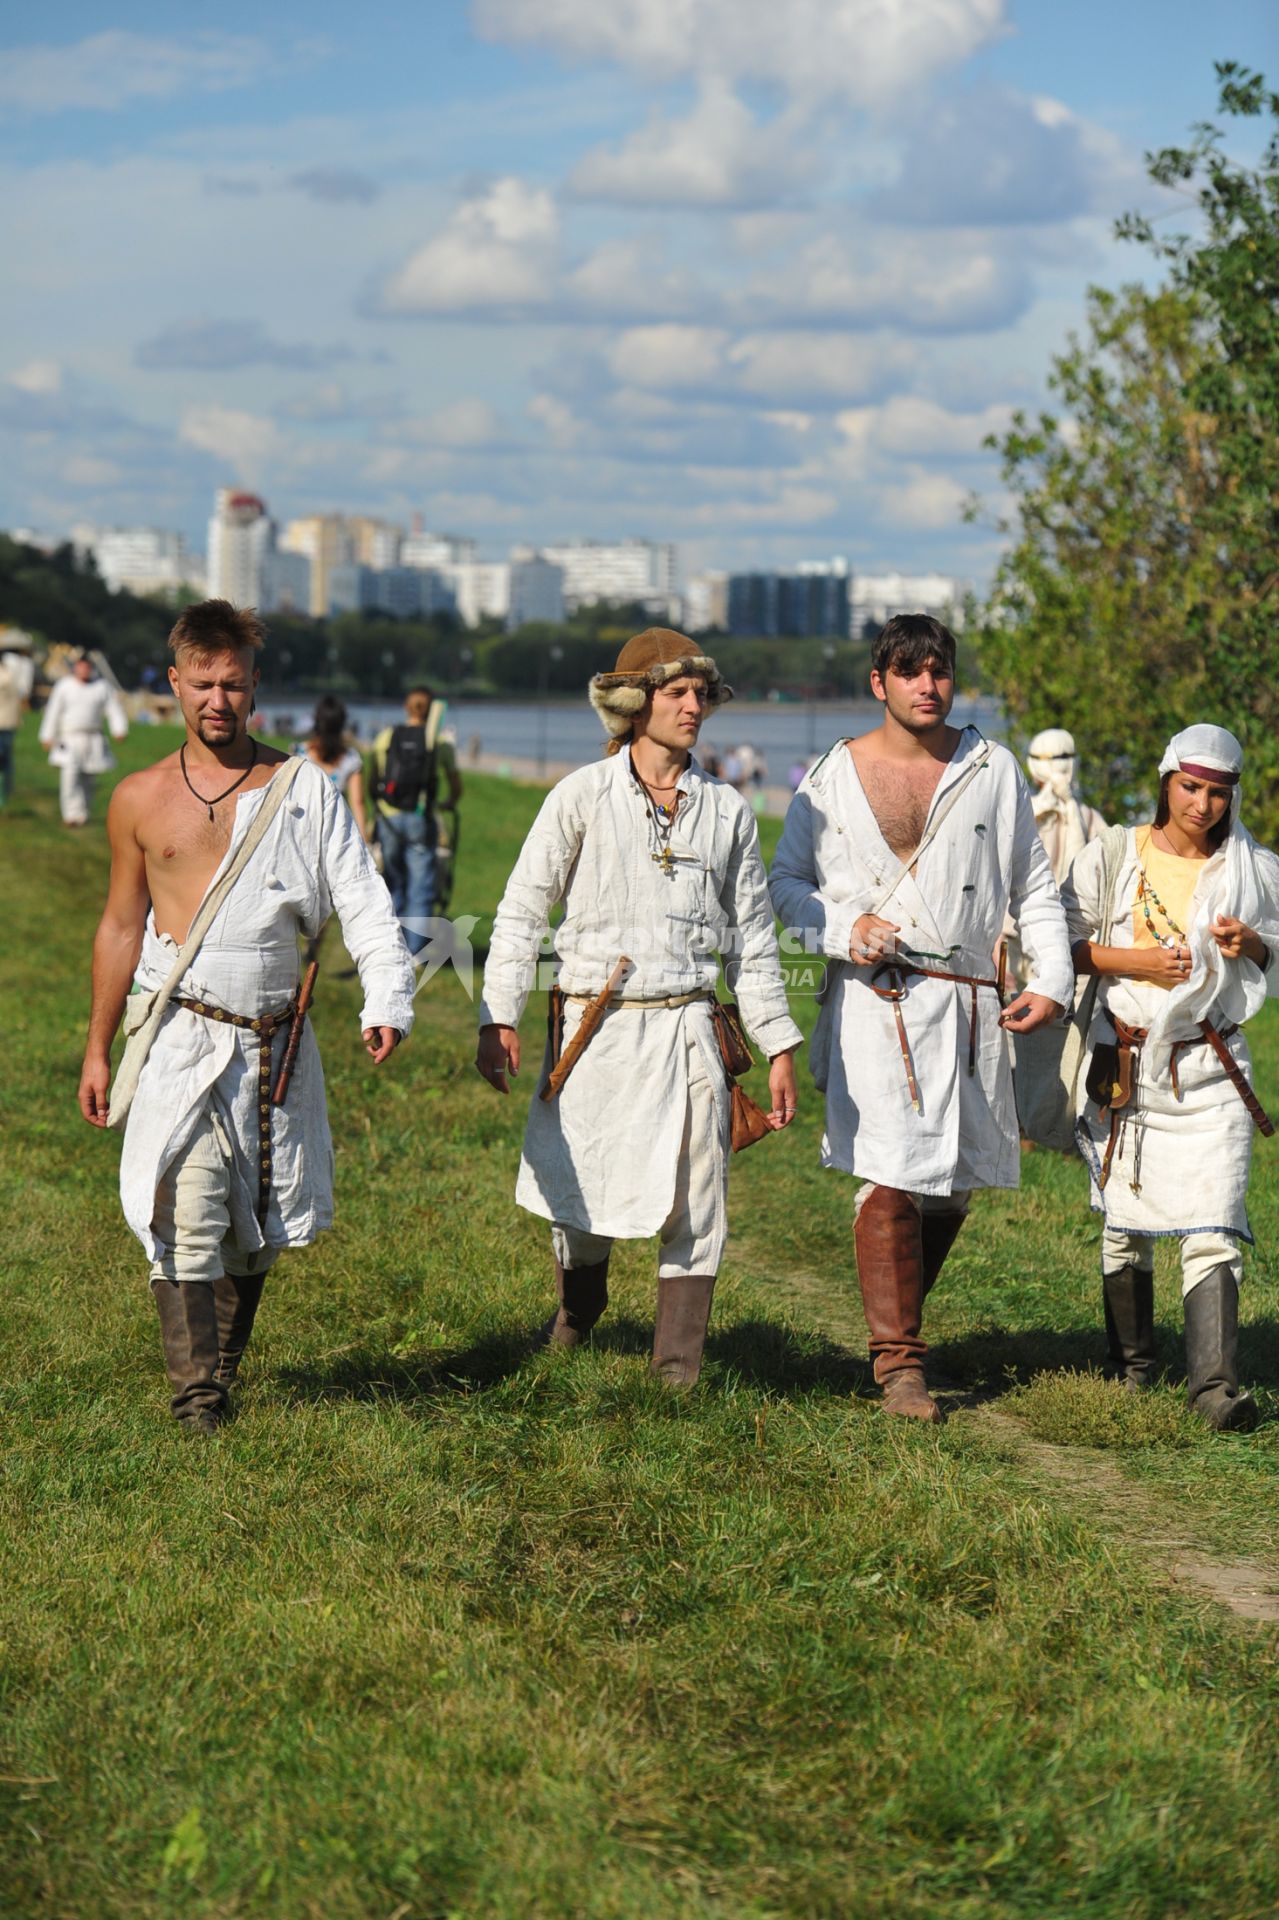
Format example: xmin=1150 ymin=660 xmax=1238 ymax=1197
xmin=1062 ymin=829 xmax=1279 ymax=1241
xmin=769 ymin=729 xmax=1074 ymax=1195
xmin=119 ymin=762 xmax=416 ymax=1262
xmin=478 ymin=748 xmax=803 ymax=1247
xmin=39 ymin=675 xmax=128 ymax=773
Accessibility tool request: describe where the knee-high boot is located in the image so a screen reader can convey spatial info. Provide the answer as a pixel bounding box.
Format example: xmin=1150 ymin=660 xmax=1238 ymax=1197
xmin=651 ymin=1275 xmax=716 ymax=1388
xmin=1102 ymin=1264 xmax=1156 ymax=1391
xmin=151 ymin=1279 xmax=228 ymax=1434
xmin=854 ymin=1187 xmax=941 ymax=1423
xmin=1184 ymin=1268 xmax=1257 ymax=1432
xmin=921 ymin=1209 xmax=966 ymax=1299
xmin=545 ymin=1257 xmax=610 ymax=1348
xmin=213 ymin=1275 xmax=266 ymax=1386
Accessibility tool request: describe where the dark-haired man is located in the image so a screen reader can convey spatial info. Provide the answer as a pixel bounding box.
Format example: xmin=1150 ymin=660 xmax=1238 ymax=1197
xmin=770 ymin=614 xmax=1073 ymax=1421
xmin=78 ymin=599 xmax=414 ymax=1433
xmin=371 ymin=686 xmax=463 ymax=951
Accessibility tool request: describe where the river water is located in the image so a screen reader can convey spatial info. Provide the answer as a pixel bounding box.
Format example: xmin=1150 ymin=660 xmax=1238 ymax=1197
xmin=260 ymin=694 xmax=1003 ymax=778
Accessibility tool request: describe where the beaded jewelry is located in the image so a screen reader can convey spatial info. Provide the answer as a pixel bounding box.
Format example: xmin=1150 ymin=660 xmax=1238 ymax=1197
xmin=1136 ymin=866 xmax=1186 ymax=948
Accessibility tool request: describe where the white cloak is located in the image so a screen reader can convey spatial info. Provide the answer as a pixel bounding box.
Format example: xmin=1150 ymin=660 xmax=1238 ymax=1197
xmin=119 ymin=762 xmax=416 ymax=1260
xmin=769 ymin=728 xmax=1074 ymax=1195
xmin=478 ymin=747 xmax=803 ymax=1242
xmin=39 ymin=676 xmax=128 ymax=773
xmin=1062 ymin=827 xmax=1279 ymax=1240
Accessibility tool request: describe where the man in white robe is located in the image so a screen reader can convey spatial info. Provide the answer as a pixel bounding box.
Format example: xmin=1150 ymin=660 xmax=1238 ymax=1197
xmin=477 ymin=628 xmax=802 ymax=1386
xmin=78 ymin=599 xmax=415 ymax=1433
xmin=39 ymin=652 xmax=129 ymax=826
xmin=1063 ymin=724 xmax=1279 ymax=1431
xmin=770 ymin=615 xmax=1074 ymax=1421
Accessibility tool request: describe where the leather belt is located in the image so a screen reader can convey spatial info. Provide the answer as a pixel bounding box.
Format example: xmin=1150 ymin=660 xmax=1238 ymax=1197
xmin=175 ymin=997 xmax=297 ymax=1229
xmin=564 ymin=987 xmax=712 ymax=1010
xmin=1096 ymin=1010 xmax=1271 ymax=1191
xmin=868 ymin=959 xmax=1002 ymax=1114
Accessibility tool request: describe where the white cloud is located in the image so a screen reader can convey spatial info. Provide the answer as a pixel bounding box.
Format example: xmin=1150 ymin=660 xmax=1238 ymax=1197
xmin=0 ymin=31 xmax=270 ymax=114
xmin=409 ymin=399 xmax=505 ymax=446
xmin=872 ymin=85 xmax=1137 ymax=225
xmin=742 ymin=229 xmax=1032 ymax=333
xmin=728 ymin=333 xmax=918 ymax=406
xmin=562 ymin=236 xmax=704 ymax=319
xmin=835 ymin=396 xmax=1013 ymax=459
xmin=179 ymin=404 xmax=280 ymax=478
xmin=606 ymin=325 xmax=729 ymax=390
xmin=876 ymin=469 xmax=971 ymax=530
xmin=381 ymin=178 xmax=558 ymax=314
xmin=473 ymin=0 xmax=1008 ymax=106
xmin=567 ymin=81 xmax=811 ymax=208
xmin=528 ymin=393 xmax=587 ymax=448
xmin=63 ymin=454 xmax=123 ymax=487
xmin=9 ymin=358 xmax=62 ymax=394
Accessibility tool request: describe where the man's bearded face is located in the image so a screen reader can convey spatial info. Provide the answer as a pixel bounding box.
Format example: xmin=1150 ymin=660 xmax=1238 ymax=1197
xmin=168 ymin=647 xmax=259 ymax=749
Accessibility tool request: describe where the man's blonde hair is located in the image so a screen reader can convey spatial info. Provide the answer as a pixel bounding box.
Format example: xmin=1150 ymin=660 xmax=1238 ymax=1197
xmin=169 ymin=599 xmax=266 ymax=664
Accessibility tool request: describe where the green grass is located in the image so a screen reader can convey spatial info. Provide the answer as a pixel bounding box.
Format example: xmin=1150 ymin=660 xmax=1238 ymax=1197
xmin=3 ymin=717 xmax=1279 ymax=1918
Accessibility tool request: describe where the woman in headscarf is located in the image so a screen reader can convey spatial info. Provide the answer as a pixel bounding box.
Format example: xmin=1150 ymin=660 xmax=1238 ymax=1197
xmin=1062 ymin=725 xmax=1279 ymax=1430
xmin=303 ymin=694 xmax=369 ymax=840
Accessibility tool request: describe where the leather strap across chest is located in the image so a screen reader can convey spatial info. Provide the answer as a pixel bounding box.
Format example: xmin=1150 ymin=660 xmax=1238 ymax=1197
xmin=869 ymin=958 xmax=1003 ymax=1114
xmin=174 ymin=997 xmax=297 ymax=1229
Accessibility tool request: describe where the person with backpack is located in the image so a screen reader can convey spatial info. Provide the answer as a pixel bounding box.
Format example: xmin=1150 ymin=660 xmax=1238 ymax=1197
xmin=370 ymin=687 xmax=463 ymax=953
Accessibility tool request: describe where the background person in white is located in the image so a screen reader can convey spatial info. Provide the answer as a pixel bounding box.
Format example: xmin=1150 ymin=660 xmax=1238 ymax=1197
xmin=770 ymin=615 xmax=1073 ymax=1422
xmin=39 ymin=651 xmax=128 ymax=827
xmin=477 ymin=628 xmax=802 ymax=1388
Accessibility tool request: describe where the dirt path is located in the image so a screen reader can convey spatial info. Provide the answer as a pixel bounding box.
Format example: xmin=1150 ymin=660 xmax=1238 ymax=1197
xmin=775 ymin=1265 xmax=1279 ymax=1627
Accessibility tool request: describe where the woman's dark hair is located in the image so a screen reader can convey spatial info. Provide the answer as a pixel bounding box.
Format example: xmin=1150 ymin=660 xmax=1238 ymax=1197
xmin=1153 ymin=770 xmax=1232 ymax=852
xmin=311 ymin=694 xmax=348 ymax=761
xmin=872 ymin=613 xmax=957 ymax=681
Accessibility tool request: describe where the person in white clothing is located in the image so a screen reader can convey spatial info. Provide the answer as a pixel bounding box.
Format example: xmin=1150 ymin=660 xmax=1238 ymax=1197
xmin=39 ymin=652 xmax=129 ymax=827
xmin=770 ymin=615 xmax=1074 ymax=1422
xmin=1062 ymin=724 xmax=1279 ymax=1432
xmin=1004 ymin=727 xmax=1108 ymax=987
xmin=78 ymin=599 xmax=415 ymax=1434
xmin=477 ymin=627 xmax=802 ymax=1387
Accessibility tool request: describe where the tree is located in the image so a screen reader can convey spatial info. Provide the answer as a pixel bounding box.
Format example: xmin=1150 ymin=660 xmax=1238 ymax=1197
xmin=969 ymin=64 xmax=1279 ymax=834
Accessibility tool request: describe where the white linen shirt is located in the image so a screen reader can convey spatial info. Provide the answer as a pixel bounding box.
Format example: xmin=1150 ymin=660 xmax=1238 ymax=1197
xmin=479 ymin=746 xmax=802 ymax=1239
xmin=119 ymin=760 xmax=416 ymax=1260
xmin=39 ymin=676 xmax=128 ymax=773
xmin=769 ymin=728 xmax=1074 ymax=1195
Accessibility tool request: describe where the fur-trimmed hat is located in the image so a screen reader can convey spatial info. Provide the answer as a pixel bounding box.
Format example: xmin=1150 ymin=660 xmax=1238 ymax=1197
xmin=588 ymin=627 xmax=731 ymax=749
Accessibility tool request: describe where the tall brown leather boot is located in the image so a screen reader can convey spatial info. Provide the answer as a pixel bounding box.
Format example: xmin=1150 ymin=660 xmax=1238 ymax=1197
xmin=650 ymin=1274 xmax=717 ymax=1388
xmin=854 ymin=1186 xmax=941 ymax=1423
xmin=152 ymin=1279 xmax=228 ymax=1435
xmin=544 ymin=1257 xmax=610 ymax=1348
xmin=1185 ymin=1268 xmax=1258 ymax=1432
xmin=213 ymin=1274 xmax=266 ymax=1386
xmin=921 ymin=1209 xmax=967 ymax=1298
xmin=1102 ymin=1264 xmax=1157 ymax=1391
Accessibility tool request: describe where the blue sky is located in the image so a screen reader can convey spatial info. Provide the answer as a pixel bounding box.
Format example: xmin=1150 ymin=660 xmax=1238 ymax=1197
xmin=2 ymin=2 xmax=1273 ymax=582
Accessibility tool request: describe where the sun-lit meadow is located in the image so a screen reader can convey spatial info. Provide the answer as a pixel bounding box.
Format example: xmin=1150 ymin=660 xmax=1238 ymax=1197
xmin=3 ymin=718 xmax=1279 ymax=1920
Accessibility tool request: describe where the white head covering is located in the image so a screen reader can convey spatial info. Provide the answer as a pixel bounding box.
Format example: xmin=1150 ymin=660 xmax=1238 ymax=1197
xmin=1026 ymin=725 xmax=1088 ymax=866
xmin=1145 ymin=724 xmax=1279 ymax=1053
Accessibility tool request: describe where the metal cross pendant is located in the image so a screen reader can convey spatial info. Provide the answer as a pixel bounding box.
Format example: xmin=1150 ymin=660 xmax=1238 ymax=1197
xmin=652 ymin=846 xmax=677 ymax=878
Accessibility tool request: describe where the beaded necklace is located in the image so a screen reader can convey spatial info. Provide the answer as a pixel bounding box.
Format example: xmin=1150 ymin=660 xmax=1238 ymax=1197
xmin=631 ymin=763 xmax=683 ymax=877
xmin=1136 ymin=833 xmax=1188 ymax=949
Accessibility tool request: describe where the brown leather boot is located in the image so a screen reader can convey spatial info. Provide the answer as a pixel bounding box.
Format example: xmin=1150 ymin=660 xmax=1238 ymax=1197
xmin=854 ymin=1186 xmax=941 ymax=1424
xmin=213 ymin=1274 xmax=266 ymax=1385
xmin=650 ymin=1275 xmax=717 ymax=1388
xmin=921 ymin=1209 xmax=966 ymax=1298
xmin=544 ymin=1257 xmax=610 ymax=1348
xmin=152 ymin=1279 xmax=228 ymax=1435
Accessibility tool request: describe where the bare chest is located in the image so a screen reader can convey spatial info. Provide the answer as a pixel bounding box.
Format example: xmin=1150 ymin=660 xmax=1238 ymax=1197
xmin=854 ymin=757 xmax=944 ymax=859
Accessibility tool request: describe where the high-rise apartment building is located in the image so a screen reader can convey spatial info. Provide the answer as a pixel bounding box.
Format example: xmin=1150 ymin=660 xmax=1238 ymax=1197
xmin=531 ymin=539 xmax=678 ymax=616
xmin=72 ymin=524 xmax=200 ymax=599
xmin=402 ymin=531 xmax=477 ymax=571
xmin=726 ymin=559 xmax=849 ymax=638
xmin=442 ymin=561 xmax=510 ymax=628
xmin=682 ymin=572 xmax=729 ymax=633
xmin=507 ymin=554 xmax=565 ymax=630
xmin=280 ymin=514 xmax=355 ymax=618
xmin=348 ymin=517 xmax=403 ymax=571
xmin=259 ymin=548 xmax=311 ymax=615
xmin=207 ymin=491 xmax=273 ymax=606
xmin=849 ymin=572 xmax=968 ymax=639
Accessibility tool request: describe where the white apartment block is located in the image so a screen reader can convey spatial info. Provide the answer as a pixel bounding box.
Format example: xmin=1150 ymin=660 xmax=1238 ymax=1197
xmin=849 ymin=571 xmax=969 ymax=637
xmin=530 ymin=539 xmax=678 ymax=615
xmin=402 ymin=531 xmax=478 ymax=571
xmin=207 ymin=491 xmax=273 ymax=606
xmin=72 ymin=523 xmax=202 ymax=598
xmin=507 ymin=555 xmax=565 ymax=630
xmin=682 ymin=572 xmax=728 ymax=633
xmin=441 ymin=561 xmax=510 ymax=628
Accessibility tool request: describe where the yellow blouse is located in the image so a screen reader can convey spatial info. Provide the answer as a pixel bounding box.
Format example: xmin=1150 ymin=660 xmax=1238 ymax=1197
xmin=1132 ymin=825 xmax=1203 ymax=987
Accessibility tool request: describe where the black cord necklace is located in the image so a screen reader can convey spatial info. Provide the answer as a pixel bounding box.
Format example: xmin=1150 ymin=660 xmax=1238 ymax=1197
xmin=180 ymin=738 xmax=258 ymax=822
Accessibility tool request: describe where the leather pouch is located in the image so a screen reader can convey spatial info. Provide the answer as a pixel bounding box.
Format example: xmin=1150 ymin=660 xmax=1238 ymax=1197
xmin=710 ymin=999 xmax=754 ymax=1077
xmin=1085 ymin=1041 xmax=1126 ymax=1113
xmin=730 ymin=1082 xmax=772 ymax=1152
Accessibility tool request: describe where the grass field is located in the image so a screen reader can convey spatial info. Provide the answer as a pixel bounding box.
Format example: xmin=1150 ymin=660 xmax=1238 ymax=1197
xmin=3 ymin=718 xmax=1279 ymax=1920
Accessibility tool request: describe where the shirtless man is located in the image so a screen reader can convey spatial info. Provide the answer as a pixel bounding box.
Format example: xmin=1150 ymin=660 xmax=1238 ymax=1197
xmin=770 ymin=614 xmax=1072 ymax=1419
xmin=79 ymin=599 xmax=414 ymax=1433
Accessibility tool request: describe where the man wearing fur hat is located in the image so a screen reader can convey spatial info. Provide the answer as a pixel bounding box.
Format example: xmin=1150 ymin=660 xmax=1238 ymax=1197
xmin=476 ymin=628 xmax=803 ymax=1386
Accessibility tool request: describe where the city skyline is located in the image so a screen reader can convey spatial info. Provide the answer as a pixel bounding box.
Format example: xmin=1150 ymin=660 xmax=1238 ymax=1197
xmin=2 ymin=2 xmax=1272 ymax=585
